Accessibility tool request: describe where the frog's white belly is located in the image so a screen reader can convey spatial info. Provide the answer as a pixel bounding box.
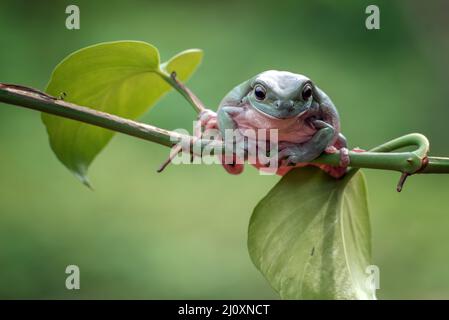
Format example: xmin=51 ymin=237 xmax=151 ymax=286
xmin=232 ymin=105 xmax=316 ymax=143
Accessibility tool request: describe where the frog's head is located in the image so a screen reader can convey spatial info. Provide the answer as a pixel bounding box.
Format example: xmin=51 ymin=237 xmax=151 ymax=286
xmin=246 ymin=70 xmax=315 ymax=119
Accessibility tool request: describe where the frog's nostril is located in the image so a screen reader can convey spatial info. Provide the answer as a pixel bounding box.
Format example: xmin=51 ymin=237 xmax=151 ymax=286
xmin=281 ymin=100 xmax=294 ymax=109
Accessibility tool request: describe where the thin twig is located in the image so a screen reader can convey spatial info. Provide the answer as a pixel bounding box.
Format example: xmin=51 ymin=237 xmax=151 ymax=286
xmin=158 ymin=71 xmax=206 ymax=113
xmin=156 ymin=71 xmax=209 ymax=172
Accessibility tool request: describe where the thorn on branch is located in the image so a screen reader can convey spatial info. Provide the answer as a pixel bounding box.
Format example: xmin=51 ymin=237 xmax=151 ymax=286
xmin=396 ymin=172 xmax=409 ymax=192
xmin=397 ymin=156 xmax=430 ymax=192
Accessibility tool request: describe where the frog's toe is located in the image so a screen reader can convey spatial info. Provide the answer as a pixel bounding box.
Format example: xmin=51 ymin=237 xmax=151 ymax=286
xmin=278 ymin=149 xmax=297 ymax=164
xmin=352 ymin=147 xmax=366 ymax=153
xmin=205 ymin=118 xmax=217 ymax=130
xmin=288 ymin=158 xmax=300 ymax=166
xmin=339 ymin=147 xmax=350 ymax=167
xmin=280 ymin=155 xmax=301 ymax=166
xmin=325 ymin=146 xmax=338 ymax=154
xmin=320 ymin=165 xmax=348 ymax=179
xmin=222 ymin=163 xmax=244 ymax=174
xmin=198 ymin=109 xmax=217 ymax=123
xmin=311 ymin=119 xmax=331 ymax=130
xmin=219 ymin=153 xmax=244 ymax=175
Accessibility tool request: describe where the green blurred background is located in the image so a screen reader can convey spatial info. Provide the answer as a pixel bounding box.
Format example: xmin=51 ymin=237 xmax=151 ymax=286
xmin=0 ymin=0 xmax=448 ymax=299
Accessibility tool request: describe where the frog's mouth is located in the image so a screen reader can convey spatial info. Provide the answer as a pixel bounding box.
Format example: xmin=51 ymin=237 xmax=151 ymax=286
xmin=249 ymin=100 xmax=310 ymax=119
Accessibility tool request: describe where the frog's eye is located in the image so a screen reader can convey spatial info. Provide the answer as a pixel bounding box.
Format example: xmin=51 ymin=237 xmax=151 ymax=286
xmin=254 ymin=85 xmax=267 ymax=101
xmin=301 ymin=84 xmax=313 ymax=100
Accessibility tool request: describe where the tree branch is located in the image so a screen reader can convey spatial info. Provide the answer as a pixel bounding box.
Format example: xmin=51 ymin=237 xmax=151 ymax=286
xmin=1 ymin=82 xmax=448 ymax=178
xmin=0 ymin=83 xmax=193 ymax=148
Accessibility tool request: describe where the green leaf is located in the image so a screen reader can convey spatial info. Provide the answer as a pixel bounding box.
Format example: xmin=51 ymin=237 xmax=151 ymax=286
xmin=42 ymin=41 xmax=203 ymax=186
xmin=248 ymin=167 xmax=375 ymax=300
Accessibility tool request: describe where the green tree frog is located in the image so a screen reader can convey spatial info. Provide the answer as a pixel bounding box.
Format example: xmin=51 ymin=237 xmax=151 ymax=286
xmin=196 ymin=70 xmax=350 ymax=177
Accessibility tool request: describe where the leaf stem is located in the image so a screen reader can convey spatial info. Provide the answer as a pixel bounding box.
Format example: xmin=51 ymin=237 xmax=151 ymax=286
xmin=1 ymin=82 xmax=449 ymax=176
xmin=157 ymin=70 xmax=206 ymax=113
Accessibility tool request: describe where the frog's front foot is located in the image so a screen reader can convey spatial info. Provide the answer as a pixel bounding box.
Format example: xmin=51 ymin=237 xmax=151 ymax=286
xmin=322 ymin=147 xmax=367 ymax=179
xmin=196 ymin=109 xmax=218 ymax=135
xmin=325 ymin=145 xmax=350 ymax=167
xmin=278 ymin=124 xmax=336 ymax=166
xmin=278 ymin=146 xmax=304 ymax=166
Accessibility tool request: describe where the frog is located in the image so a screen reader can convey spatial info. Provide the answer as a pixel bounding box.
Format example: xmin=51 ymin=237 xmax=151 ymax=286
xmin=196 ymin=70 xmax=350 ymax=178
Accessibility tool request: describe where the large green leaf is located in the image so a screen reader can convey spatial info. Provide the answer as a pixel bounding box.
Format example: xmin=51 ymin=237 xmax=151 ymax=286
xmin=248 ymin=167 xmax=375 ymax=300
xmin=42 ymin=41 xmax=203 ymax=186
